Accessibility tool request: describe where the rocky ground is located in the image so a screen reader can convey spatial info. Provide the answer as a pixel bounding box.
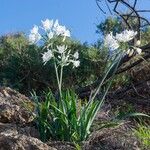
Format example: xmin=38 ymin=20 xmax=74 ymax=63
xmin=0 ymin=87 xmax=56 ymax=150
xmin=0 ymin=86 xmax=149 ymax=150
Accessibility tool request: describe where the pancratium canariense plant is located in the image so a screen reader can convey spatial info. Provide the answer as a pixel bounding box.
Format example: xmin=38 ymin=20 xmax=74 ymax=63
xmin=29 ymin=20 xmax=149 ymax=143
xmin=29 ymin=19 xmax=80 ymax=97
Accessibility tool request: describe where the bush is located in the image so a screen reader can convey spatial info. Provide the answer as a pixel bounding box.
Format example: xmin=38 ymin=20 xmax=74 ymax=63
xmin=0 ymin=33 xmax=108 ymax=94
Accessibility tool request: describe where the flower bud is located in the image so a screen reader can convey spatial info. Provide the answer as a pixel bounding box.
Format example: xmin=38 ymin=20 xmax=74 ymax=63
xmin=136 ymin=48 xmax=142 ymax=54
xmin=135 ymin=40 xmax=141 ymax=46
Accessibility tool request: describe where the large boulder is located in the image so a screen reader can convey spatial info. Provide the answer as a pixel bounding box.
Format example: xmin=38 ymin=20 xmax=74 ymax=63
xmin=0 ymin=87 xmax=34 ymax=124
xmin=0 ymin=87 xmax=56 ymax=150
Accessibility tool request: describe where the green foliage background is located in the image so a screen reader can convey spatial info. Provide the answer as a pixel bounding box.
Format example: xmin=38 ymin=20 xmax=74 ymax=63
xmin=0 ymin=33 xmax=108 ymax=94
xmin=0 ymin=17 xmax=150 ymax=95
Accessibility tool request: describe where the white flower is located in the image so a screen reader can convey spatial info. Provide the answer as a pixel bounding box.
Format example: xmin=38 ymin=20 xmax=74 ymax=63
xmin=70 ymin=59 xmax=80 ymax=67
xmin=104 ymin=32 xmax=119 ymax=50
xmin=57 ymin=45 xmax=67 ymax=54
xmin=135 ymin=40 xmax=141 ymax=46
xmin=29 ymin=33 xmax=41 ymax=44
xmin=31 ymin=25 xmax=39 ymax=34
xmin=29 ymin=34 xmax=36 ymax=44
xmin=116 ymin=30 xmax=137 ymax=42
xmin=36 ymin=33 xmax=41 ymax=41
xmin=42 ymin=49 xmax=53 ymax=64
xmin=54 ymin=25 xmax=64 ymax=35
xmin=73 ymin=51 xmax=79 ymax=59
xmin=72 ymin=60 xmax=80 ymax=67
xmin=54 ymin=24 xmax=70 ymax=37
xmin=29 ymin=25 xmax=41 ymax=44
xmin=63 ymin=29 xmax=70 ymax=37
xmin=47 ymin=32 xmax=54 ymax=39
xmin=42 ymin=19 xmax=53 ymax=30
xmin=54 ymin=20 xmax=59 ymax=28
xmin=136 ymin=48 xmax=142 ymax=54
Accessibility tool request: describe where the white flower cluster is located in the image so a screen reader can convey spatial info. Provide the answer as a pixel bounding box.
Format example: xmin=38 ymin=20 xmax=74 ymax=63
xmin=29 ymin=19 xmax=71 ymax=44
xmin=104 ymin=32 xmax=119 ymax=50
xmin=115 ymin=30 xmax=137 ymax=42
xmin=42 ymin=45 xmax=80 ymax=68
xmin=29 ymin=25 xmax=41 ymax=44
xmin=104 ymin=30 xmax=142 ymax=55
xmin=42 ymin=49 xmax=53 ymax=64
xmin=29 ymin=19 xmax=80 ymax=68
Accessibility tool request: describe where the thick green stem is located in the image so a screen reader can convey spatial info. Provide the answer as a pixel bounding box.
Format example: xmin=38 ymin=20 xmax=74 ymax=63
xmin=59 ymin=65 xmax=63 ymax=96
xmin=54 ymin=61 xmax=61 ymax=96
xmin=90 ymin=54 xmax=123 ymax=102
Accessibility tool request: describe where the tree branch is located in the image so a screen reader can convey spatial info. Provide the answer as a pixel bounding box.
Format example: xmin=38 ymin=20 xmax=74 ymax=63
xmin=77 ymin=44 xmax=150 ymax=97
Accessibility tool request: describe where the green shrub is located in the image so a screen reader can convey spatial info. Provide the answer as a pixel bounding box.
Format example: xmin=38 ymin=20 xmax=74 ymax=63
xmin=0 ymin=33 xmax=109 ymax=94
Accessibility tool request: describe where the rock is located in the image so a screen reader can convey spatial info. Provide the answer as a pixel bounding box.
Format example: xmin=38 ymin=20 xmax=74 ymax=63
xmin=0 ymin=87 xmax=38 ymax=139
xmin=47 ymin=141 xmax=76 ymax=150
xmin=0 ymin=87 xmax=57 ymax=150
xmin=0 ymin=123 xmax=39 ymax=139
xmin=0 ymin=87 xmax=82 ymax=150
xmin=0 ymin=133 xmax=56 ymax=150
xmin=0 ymin=87 xmax=35 ymax=124
xmin=83 ymin=124 xmax=140 ymax=150
xmin=0 ymin=123 xmax=18 ymax=136
xmin=0 ymin=103 xmax=33 ymax=123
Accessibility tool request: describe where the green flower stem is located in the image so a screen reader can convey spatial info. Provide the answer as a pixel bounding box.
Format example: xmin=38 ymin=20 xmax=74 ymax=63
xmin=59 ymin=64 xmax=63 ymax=97
xmin=54 ymin=58 xmax=64 ymax=100
xmin=54 ymin=61 xmax=61 ymax=96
